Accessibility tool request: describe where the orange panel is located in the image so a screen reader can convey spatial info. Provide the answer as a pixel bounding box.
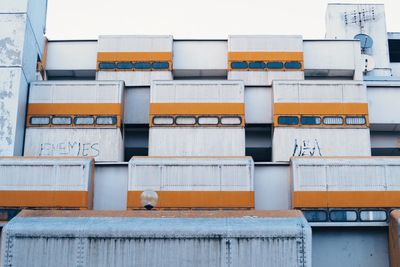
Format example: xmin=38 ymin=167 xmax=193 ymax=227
xmin=127 ymin=191 xmax=254 ymax=209
xmin=0 ymin=191 xmax=89 ymax=209
xmin=292 ymin=191 xmax=400 ymax=208
xmin=149 ymin=103 xmax=245 ymax=115
xmin=292 ymin=191 xmax=328 ymax=208
xmin=97 ymin=52 xmax=173 ymax=62
xmin=228 ymin=52 xmax=304 ymax=62
xmin=273 ymin=103 xmax=369 ymax=115
xmin=28 ymin=103 xmax=122 ymax=116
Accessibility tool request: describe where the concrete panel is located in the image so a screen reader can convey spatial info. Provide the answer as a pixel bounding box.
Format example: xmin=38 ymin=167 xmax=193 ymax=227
xmin=173 ymin=40 xmax=227 ymax=73
xmin=124 ymin=87 xmax=150 ymax=124
xmin=94 ymin=163 xmax=128 ymax=210
xmin=303 ymin=40 xmax=362 ymax=80
xmin=254 ymin=163 xmax=290 ymax=210
xmin=0 ymin=68 xmax=28 ymax=156
xmin=245 ymin=87 xmax=272 ymax=123
xmin=313 ymin=227 xmax=389 ymax=267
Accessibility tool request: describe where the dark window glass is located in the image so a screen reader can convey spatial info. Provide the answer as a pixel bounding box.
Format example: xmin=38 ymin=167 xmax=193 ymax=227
xmin=117 ymin=62 xmax=134 ymax=69
xmin=389 ymin=39 xmax=400 ymax=62
xmin=301 ymin=116 xmax=321 ymax=125
xmin=266 ymin=61 xmax=284 ymax=69
xmin=98 ymin=62 xmax=116 ymax=69
xmin=278 ymin=116 xmax=299 ymax=125
xmin=134 ymin=62 xmax=152 ymax=69
xmin=231 ymin=61 xmax=248 ymax=69
xmin=285 ymin=61 xmax=302 ymax=69
xmin=329 ymin=210 xmax=358 ymax=222
xmin=249 ymin=61 xmax=266 ymax=69
xmin=302 ymin=210 xmax=328 ymax=222
xmin=153 ymin=61 xmax=170 ymax=69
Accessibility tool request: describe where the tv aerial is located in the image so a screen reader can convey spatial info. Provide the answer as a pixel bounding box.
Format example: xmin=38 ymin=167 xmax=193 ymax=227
xmin=344 ymin=7 xmax=375 ymax=30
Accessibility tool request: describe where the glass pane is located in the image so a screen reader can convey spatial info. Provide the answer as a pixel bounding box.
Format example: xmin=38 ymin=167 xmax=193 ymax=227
xmin=278 ymin=116 xmax=299 ymax=125
xmin=284 ymin=61 xmax=302 ymax=69
xmin=52 ymin=116 xmax=72 ymax=125
xmin=346 ymin=116 xmax=366 ymax=125
xmin=198 ymin=116 xmax=219 ymax=125
xmin=134 ymin=62 xmax=152 ymax=69
xmin=116 ymin=62 xmax=134 ymax=69
xmin=220 ymin=116 xmax=242 ymax=125
xmin=231 ymin=61 xmax=248 ymax=69
xmin=266 ymin=61 xmax=284 ymax=69
xmin=249 ymin=61 xmax=266 ymax=69
xmin=301 ymin=116 xmax=321 ymax=125
xmin=98 ymin=62 xmax=116 ymax=69
xmin=96 ymin=116 xmax=117 ymax=125
xmin=302 ymin=210 xmax=328 ymax=222
xmin=153 ymin=116 xmax=174 ymax=125
xmin=175 ymin=116 xmax=196 ymax=125
xmin=153 ymin=61 xmax=170 ymax=69
xmin=74 ymin=116 xmax=94 ymax=125
xmin=329 ymin=210 xmax=358 ymax=222
xmin=323 ymin=116 xmax=343 ymax=125
xmin=360 ymin=210 xmax=387 ymax=222
xmin=30 ymin=116 xmax=50 ymax=125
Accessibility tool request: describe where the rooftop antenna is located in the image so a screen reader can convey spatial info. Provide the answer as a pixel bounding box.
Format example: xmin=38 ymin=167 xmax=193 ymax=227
xmin=344 ymin=7 xmax=375 ymax=32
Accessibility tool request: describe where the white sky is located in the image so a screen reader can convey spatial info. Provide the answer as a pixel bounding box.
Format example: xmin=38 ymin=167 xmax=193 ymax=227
xmin=46 ymin=0 xmax=400 ymax=40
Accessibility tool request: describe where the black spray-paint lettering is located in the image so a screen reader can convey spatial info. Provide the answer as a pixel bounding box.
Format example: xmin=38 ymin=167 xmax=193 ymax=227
xmin=39 ymin=141 xmax=100 ymax=157
xmin=292 ymin=139 xmax=322 ymax=157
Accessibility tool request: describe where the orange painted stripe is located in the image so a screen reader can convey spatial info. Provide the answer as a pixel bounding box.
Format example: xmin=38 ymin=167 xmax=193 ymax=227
xmin=150 ymin=103 xmax=245 ymax=115
xmin=0 ymin=191 xmax=89 ymax=208
xmin=293 ymin=191 xmax=400 ymax=208
xmin=228 ymin=52 xmax=303 ymax=62
xmin=28 ymin=103 xmax=122 ymax=115
xmin=97 ymin=52 xmax=173 ymax=62
xmin=274 ymin=103 xmax=369 ymax=115
xmin=127 ymin=191 xmax=254 ymax=209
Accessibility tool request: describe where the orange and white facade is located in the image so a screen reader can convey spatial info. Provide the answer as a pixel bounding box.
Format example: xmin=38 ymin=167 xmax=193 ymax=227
xmin=0 ymin=157 xmax=94 ymax=209
xmin=23 ymin=81 xmax=124 ymax=161
xmin=291 ymin=157 xmax=400 ymax=209
xmin=128 ymin=157 xmax=254 ymax=209
xmin=272 ymin=81 xmax=371 ymax=161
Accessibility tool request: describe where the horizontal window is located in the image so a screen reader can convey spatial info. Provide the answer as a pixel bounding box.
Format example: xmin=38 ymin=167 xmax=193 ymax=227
xmin=220 ymin=116 xmax=242 ymax=125
xmin=74 ymin=116 xmax=94 ymax=125
xmin=359 ymin=210 xmax=387 ymax=222
xmin=323 ymin=116 xmax=343 ymax=125
xmin=345 ymin=116 xmax=366 ymax=125
xmin=175 ymin=116 xmax=196 ymax=125
xmin=231 ymin=61 xmax=248 ymax=69
xmin=198 ymin=116 xmax=219 ymax=125
xmin=52 ymin=116 xmax=72 ymax=125
xmin=116 ymin=62 xmax=134 ymax=69
xmin=249 ymin=61 xmax=266 ymax=69
xmin=98 ymin=62 xmax=116 ymax=69
xmin=96 ymin=116 xmax=117 ymax=125
xmin=329 ymin=210 xmax=357 ymax=222
xmin=302 ymin=210 xmax=328 ymax=222
xmin=153 ymin=61 xmax=170 ymax=69
xmin=301 ymin=116 xmax=321 ymax=125
xmin=134 ymin=62 xmax=152 ymax=69
xmin=30 ymin=116 xmax=50 ymax=125
xmin=278 ymin=116 xmax=299 ymax=125
xmin=284 ymin=61 xmax=302 ymax=69
xmin=266 ymin=61 xmax=284 ymax=69
xmin=152 ymin=116 xmax=174 ymax=125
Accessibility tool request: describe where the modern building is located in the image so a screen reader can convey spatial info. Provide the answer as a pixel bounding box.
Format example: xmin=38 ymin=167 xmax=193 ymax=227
xmin=1 ymin=1 xmax=400 ymax=266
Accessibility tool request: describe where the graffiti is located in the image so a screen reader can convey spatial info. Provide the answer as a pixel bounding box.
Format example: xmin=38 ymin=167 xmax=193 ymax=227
xmin=39 ymin=142 xmax=100 ymax=157
xmin=292 ymin=139 xmax=322 ymax=157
